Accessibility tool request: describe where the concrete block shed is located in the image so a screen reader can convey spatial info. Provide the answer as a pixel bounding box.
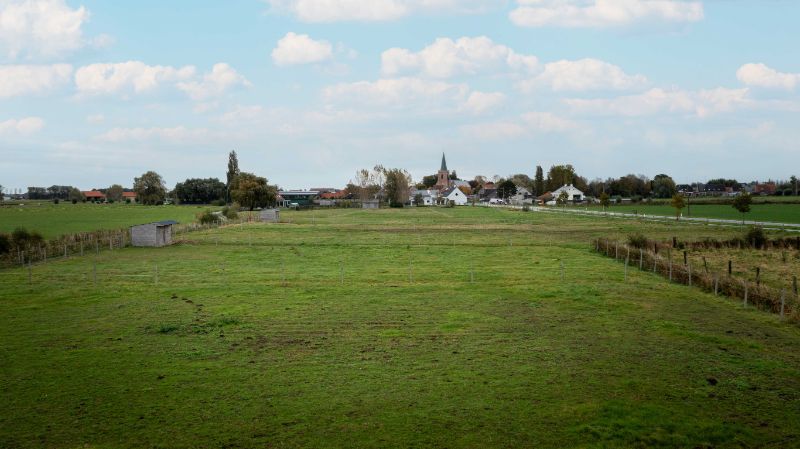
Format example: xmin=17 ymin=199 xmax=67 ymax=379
xmin=260 ymin=209 xmax=280 ymax=223
xmin=130 ymin=221 xmax=177 ymax=247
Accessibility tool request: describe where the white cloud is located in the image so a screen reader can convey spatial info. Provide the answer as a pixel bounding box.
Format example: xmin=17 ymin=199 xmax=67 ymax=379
xmin=462 ymin=91 xmax=506 ymax=114
xmin=381 ymin=36 xmax=538 ymax=78
xmin=265 ymin=0 xmax=502 ymax=23
xmin=0 ymin=0 xmax=94 ymax=59
xmin=176 ymin=63 xmax=251 ymax=100
xmin=272 ymin=32 xmax=334 ymax=66
xmin=510 ymin=0 xmax=704 ymax=28
xmin=461 ymin=121 xmax=527 ymax=140
xmin=0 ymin=63 xmax=72 ymax=97
xmin=94 ymin=126 xmax=211 ymax=143
xmin=75 ymin=61 xmax=195 ymax=96
xmin=0 ymin=116 xmax=44 ymax=135
xmin=521 ymin=111 xmax=578 ymax=132
xmin=323 ymin=77 xmax=470 ymax=111
xmin=565 ymin=87 xmax=751 ymax=118
xmin=519 ymin=58 xmax=647 ymax=92
xmin=461 ymin=111 xmax=578 ymax=140
xmin=737 ymin=63 xmax=800 ymax=90
xmin=86 ymin=113 xmax=104 ymax=124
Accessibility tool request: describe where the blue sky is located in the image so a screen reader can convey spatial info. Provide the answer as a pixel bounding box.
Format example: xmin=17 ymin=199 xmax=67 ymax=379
xmin=1 ymin=0 xmax=799 ymax=192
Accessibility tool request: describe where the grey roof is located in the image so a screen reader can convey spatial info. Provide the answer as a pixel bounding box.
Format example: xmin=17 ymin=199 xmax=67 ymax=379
xmin=155 ymin=220 xmax=178 ymax=226
xmin=440 ymin=152 xmax=447 ymax=172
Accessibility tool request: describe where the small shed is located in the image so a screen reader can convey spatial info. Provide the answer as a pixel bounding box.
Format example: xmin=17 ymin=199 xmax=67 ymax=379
xmin=260 ymin=208 xmax=280 ymax=223
xmin=130 ymin=220 xmax=177 ymax=247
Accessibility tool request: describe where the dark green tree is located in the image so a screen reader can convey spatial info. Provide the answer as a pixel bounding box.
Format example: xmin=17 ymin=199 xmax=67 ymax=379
xmin=133 ymin=171 xmax=167 ymax=205
xmin=732 ymin=192 xmax=753 ymax=224
xmin=599 ymin=192 xmax=611 ymax=211
xmin=671 ymin=193 xmax=686 ymax=221
xmin=497 ymin=180 xmax=517 ymax=199
xmin=652 ymin=174 xmax=677 ymax=199
xmin=384 ymin=168 xmax=412 ymax=207
xmin=174 ymin=178 xmax=226 ymax=204
xmin=534 ymin=166 xmax=544 ymax=196
xmin=106 ymin=184 xmax=124 ymax=202
xmin=231 ymin=172 xmax=276 ymax=211
xmin=226 ymin=150 xmax=240 ymax=203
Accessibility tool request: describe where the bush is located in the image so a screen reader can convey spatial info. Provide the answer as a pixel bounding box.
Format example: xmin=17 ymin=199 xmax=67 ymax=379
xmin=53 ymin=198 xmax=59 ymax=204
xmin=0 ymin=234 xmax=10 ymax=254
xmin=198 ymin=210 xmax=220 ymax=225
xmin=211 ymin=199 xmax=227 ymax=207
xmin=125 ymin=198 xmax=131 ymax=204
xmin=627 ymin=233 xmax=648 ymax=249
xmin=11 ymin=227 xmax=43 ymax=248
xmin=221 ymin=206 xmax=239 ymax=220
xmin=745 ymin=226 xmax=767 ymax=248
xmin=71 ymin=199 xmax=78 ymax=204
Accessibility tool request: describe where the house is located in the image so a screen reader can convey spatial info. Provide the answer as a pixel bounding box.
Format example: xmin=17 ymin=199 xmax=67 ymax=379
xmin=551 ymin=185 xmax=585 ymax=203
xmin=122 ymin=191 xmax=137 ymax=203
xmin=260 ymin=209 xmax=280 ymax=223
xmin=83 ymin=190 xmax=106 ymax=202
xmin=411 ymin=189 xmax=438 ymax=206
xmin=443 ymin=186 xmax=468 ymax=206
xmin=754 ymin=182 xmax=777 ymax=195
xmin=479 ymin=188 xmax=498 ymax=202
xmin=537 ymin=192 xmax=553 ymax=205
xmin=509 ymin=187 xmax=534 ymax=206
xmin=130 ymin=221 xmax=177 ymax=247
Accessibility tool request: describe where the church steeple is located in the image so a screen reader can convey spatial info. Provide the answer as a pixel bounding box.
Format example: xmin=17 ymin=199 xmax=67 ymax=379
xmin=436 ymin=152 xmax=450 ymax=189
xmin=440 ymin=153 xmax=448 ymax=172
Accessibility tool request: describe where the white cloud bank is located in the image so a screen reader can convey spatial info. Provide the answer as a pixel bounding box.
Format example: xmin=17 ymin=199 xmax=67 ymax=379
xmin=510 ymin=0 xmax=704 ymax=28
xmin=737 ymin=63 xmax=800 ymax=90
xmin=264 ymin=0 xmax=502 ymax=22
xmin=0 ymin=116 xmax=44 ymax=135
xmin=272 ymin=32 xmax=333 ymax=66
xmin=0 ymin=0 xmax=108 ymax=59
xmin=565 ymin=87 xmax=750 ymax=118
xmin=0 ymin=63 xmax=72 ymax=97
xmin=177 ymin=63 xmax=251 ymax=100
xmin=519 ymin=58 xmax=647 ymax=92
xmin=95 ymin=126 xmax=211 ymax=143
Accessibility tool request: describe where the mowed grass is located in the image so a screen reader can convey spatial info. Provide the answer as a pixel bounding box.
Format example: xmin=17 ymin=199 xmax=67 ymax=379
xmin=2 ymin=207 xmax=800 ymax=448
xmin=0 ymin=202 xmax=216 ymax=238
xmin=568 ymin=203 xmax=800 ymax=224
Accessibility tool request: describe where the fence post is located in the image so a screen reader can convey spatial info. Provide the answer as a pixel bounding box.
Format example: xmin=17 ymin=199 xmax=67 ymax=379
xmin=755 ymin=267 xmax=761 ymax=287
xmin=743 ymin=282 xmax=748 ymax=307
xmin=28 ymin=259 xmax=32 ymax=285
xmin=639 ymin=249 xmax=644 ymax=271
xmin=688 ymin=263 xmax=692 ymax=287
xmin=794 ymin=276 xmax=798 ymax=297
xmin=615 ymin=242 xmax=619 ymax=260
xmin=669 ymin=256 xmax=673 ymax=282
xmin=43 ymin=246 xmax=47 ymax=264
xmin=714 ymin=274 xmax=719 ymax=296
xmin=109 ymin=237 xmax=113 ymax=251
xmin=780 ymin=290 xmax=786 ymax=319
xmin=702 ymin=256 xmax=708 ymax=273
xmin=728 ymin=260 xmax=732 ymax=276
xmin=80 ymin=238 xmax=84 ymax=256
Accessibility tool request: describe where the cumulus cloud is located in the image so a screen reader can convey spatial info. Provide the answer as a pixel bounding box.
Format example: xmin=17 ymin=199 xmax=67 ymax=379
xmin=272 ymin=32 xmax=333 ymax=66
xmin=737 ymin=63 xmax=800 ymax=90
xmin=323 ymin=77 xmax=470 ymax=111
xmin=381 ymin=36 xmax=538 ymax=78
xmin=510 ymin=0 xmax=704 ymax=28
xmin=0 ymin=63 xmax=72 ymax=97
xmin=565 ymin=87 xmax=750 ymax=118
xmin=460 ymin=111 xmax=577 ymax=140
xmin=0 ymin=116 xmax=44 ymax=135
xmin=518 ymin=58 xmax=647 ymax=92
xmin=462 ymin=91 xmax=506 ymax=114
xmin=521 ymin=111 xmax=578 ymax=132
xmin=264 ymin=0 xmax=503 ymax=22
xmin=95 ymin=126 xmax=211 ymax=143
xmin=0 ymin=0 xmax=97 ymax=59
xmin=176 ymin=63 xmax=251 ymax=100
xmin=75 ymin=61 xmax=195 ymax=96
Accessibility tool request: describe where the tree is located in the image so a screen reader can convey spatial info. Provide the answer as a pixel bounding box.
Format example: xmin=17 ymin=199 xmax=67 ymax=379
xmin=68 ymin=188 xmax=85 ymax=204
xmin=556 ymin=191 xmax=569 ymax=207
xmin=670 ymin=194 xmax=686 ymax=221
xmin=384 ymin=168 xmax=412 ymax=207
xmin=652 ymin=174 xmax=677 ymax=199
xmin=133 ymin=171 xmax=167 ymax=205
xmin=0 ymin=184 xmax=4 ymax=202
xmin=107 ymin=184 xmax=124 ymax=202
xmin=497 ymin=180 xmax=517 ymax=199
xmin=174 ymin=178 xmax=226 ymax=204
xmin=353 ymin=169 xmax=379 ymax=202
xmin=449 ymin=170 xmax=458 ymax=180
xmin=732 ymin=192 xmax=753 ymax=224
xmin=231 ymin=172 xmax=276 ymax=211
xmin=534 ymin=166 xmax=544 ymax=196
xmin=413 ymin=193 xmax=424 ymax=206
xmin=546 ymin=165 xmax=578 ymax=191
xmin=791 ymin=175 xmax=798 ymax=197
xmin=421 ymin=175 xmax=437 ymax=188
xmin=599 ymin=192 xmax=610 ymax=211
xmin=510 ymin=174 xmax=534 ymax=192
xmin=226 ymin=150 xmax=240 ymax=203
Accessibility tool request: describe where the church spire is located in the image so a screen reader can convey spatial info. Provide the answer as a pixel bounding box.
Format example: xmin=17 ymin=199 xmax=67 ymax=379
xmin=440 ymin=152 xmax=448 ymax=172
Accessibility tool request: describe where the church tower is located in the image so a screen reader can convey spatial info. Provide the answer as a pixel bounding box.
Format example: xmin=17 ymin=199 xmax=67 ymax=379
xmin=435 ymin=153 xmax=450 ymax=189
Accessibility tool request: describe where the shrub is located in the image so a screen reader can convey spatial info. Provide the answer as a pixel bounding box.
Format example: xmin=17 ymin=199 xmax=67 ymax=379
xmin=71 ymin=199 xmax=78 ymax=204
xmin=627 ymin=233 xmax=648 ymax=249
xmin=211 ymin=199 xmax=227 ymax=207
xmin=11 ymin=227 xmax=30 ymax=246
xmin=125 ymin=199 xmax=131 ymax=204
xmin=0 ymin=234 xmax=10 ymax=254
xmin=221 ymin=206 xmax=238 ymax=220
xmin=745 ymin=226 xmax=767 ymax=248
xmin=198 ymin=210 xmax=220 ymax=225
xmin=53 ymin=198 xmax=59 ymax=204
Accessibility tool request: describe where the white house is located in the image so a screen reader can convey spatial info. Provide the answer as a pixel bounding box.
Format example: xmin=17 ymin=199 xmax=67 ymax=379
xmin=551 ymin=184 xmax=585 ymax=203
xmin=443 ymin=187 xmax=469 ymax=206
xmin=509 ymin=187 xmax=534 ymax=206
xmin=411 ymin=189 xmax=438 ymax=206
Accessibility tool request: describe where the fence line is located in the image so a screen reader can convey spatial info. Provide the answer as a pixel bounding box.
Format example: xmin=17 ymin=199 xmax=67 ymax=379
xmin=593 ymin=238 xmax=799 ymax=322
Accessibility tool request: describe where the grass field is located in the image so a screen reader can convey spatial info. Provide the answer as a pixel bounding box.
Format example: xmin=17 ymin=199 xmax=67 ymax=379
xmin=2 ymin=208 xmax=800 ymax=448
xmin=0 ymin=203 xmax=217 ymax=239
xmin=568 ymin=203 xmax=800 ymax=224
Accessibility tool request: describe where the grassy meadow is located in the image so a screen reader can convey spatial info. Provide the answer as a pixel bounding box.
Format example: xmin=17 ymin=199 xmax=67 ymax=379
xmin=2 ymin=207 xmax=800 ymax=448
xmin=0 ymin=202 xmax=217 ymax=239
xmin=568 ymin=203 xmax=800 ymax=224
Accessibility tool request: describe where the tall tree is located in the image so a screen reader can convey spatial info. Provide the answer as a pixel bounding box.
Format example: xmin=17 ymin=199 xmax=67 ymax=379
xmin=652 ymin=174 xmax=677 ymax=199
xmin=732 ymin=192 xmax=753 ymax=224
xmin=0 ymin=184 xmax=4 ymax=202
xmin=106 ymin=184 xmax=124 ymax=202
xmin=68 ymin=188 xmax=85 ymax=204
xmin=534 ymin=166 xmax=544 ymax=196
xmin=226 ymin=150 xmax=240 ymax=203
xmin=174 ymin=178 xmax=226 ymax=204
xmin=670 ymin=194 xmax=686 ymax=221
xmin=231 ymin=172 xmax=276 ymax=210
xmin=546 ymin=165 xmax=577 ymax=191
xmin=791 ymin=175 xmax=798 ymax=197
xmin=133 ymin=171 xmax=167 ymax=205
xmin=497 ymin=180 xmax=517 ymax=199
xmin=599 ymin=192 xmax=611 ymax=211
xmin=384 ymin=168 xmax=412 ymax=207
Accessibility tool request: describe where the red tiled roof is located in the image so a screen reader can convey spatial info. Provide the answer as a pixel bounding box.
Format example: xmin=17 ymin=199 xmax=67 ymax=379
xmin=83 ymin=190 xmax=106 ymax=198
xmin=122 ymin=191 xmax=137 ymax=198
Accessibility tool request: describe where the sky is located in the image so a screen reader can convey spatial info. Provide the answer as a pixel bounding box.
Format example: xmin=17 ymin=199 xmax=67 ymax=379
xmin=1 ymin=0 xmax=799 ymax=192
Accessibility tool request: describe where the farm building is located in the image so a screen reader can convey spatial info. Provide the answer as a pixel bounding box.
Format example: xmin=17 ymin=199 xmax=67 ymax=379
xmin=551 ymin=184 xmax=585 ymax=203
xmin=260 ymin=209 xmax=280 ymax=222
xmin=443 ymin=187 xmax=469 ymax=206
xmin=130 ymin=221 xmax=177 ymax=247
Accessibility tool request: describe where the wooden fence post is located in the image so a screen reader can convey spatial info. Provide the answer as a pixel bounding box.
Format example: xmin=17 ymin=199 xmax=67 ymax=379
xmin=28 ymin=260 xmax=32 ymax=285
xmin=780 ymin=290 xmax=786 ymax=319
xmin=755 ymin=267 xmax=761 ymax=287
xmin=794 ymin=276 xmax=799 ymax=296
xmin=702 ymin=256 xmax=708 ymax=273
xmin=639 ymin=249 xmax=644 ymax=271
xmin=728 ymin=260 xmax=732 ymax=276
xmin=688 ymin=263 xmax=692 ymax=287
xmin=714 ymin=274 xmax=719 ymax=296
xmin=743 ymin=282 xmax=748 ymax=307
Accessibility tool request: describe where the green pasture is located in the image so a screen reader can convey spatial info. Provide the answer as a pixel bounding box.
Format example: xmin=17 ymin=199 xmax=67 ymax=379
xmin=0 ymin=202 xmax=217 ymax=238
xmin=1 ymin=207 xmax=799 ymax=448
xmin=568 ymin=203 xmax=800 ymax=224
